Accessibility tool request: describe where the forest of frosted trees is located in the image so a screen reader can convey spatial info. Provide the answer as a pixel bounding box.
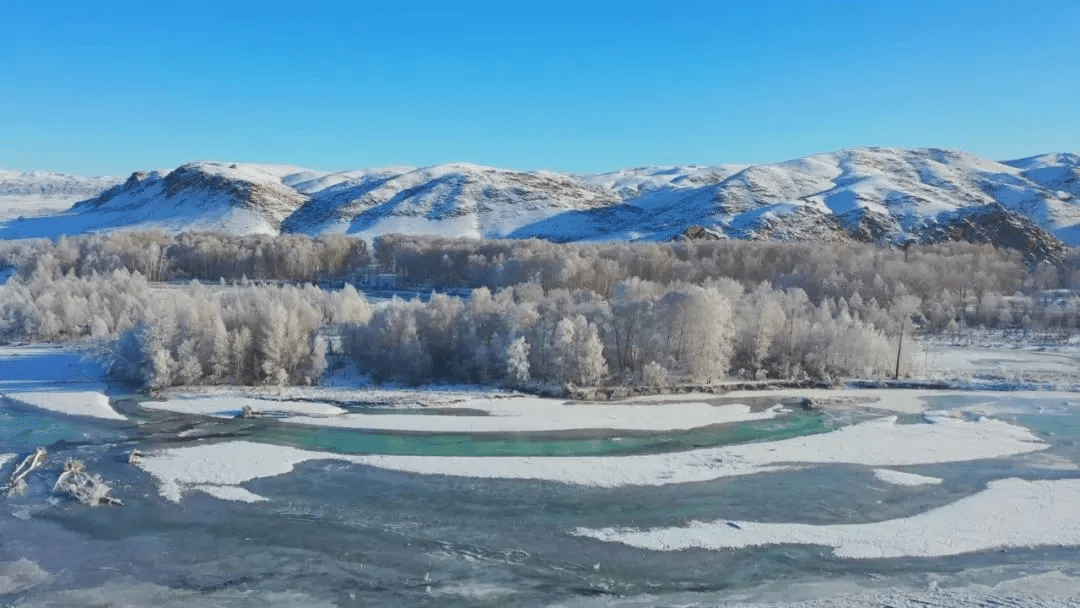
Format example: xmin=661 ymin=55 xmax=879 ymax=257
xmin=1 ymin=231 xmax=1078 ymax=391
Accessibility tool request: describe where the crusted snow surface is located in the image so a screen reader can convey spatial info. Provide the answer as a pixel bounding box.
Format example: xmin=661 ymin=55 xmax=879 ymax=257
xmin=872 ymin=469 xmax=943 ymax=486
xmin=2 ymin=391 xmax=124 ymax=421
xmin=0 ymin=454 xmax=14 ymax=469
xmin=138 ymin=415 xmax=1046 ymax=500
xmin=574 ymin=478 xmax=1080 ymax=559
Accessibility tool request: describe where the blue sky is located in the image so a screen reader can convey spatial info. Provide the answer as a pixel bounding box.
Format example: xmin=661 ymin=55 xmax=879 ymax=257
xmin=2 ymin=0 xmax=1077 ymax=175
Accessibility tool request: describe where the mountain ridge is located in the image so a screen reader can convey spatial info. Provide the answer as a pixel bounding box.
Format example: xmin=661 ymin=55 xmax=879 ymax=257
xmin=1 ymin=147 xmax=1077 ymax=260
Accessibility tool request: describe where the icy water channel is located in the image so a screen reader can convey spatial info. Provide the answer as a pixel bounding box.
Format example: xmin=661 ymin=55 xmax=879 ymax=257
xmin=2 ymin=352 xmax=1080 ymax=605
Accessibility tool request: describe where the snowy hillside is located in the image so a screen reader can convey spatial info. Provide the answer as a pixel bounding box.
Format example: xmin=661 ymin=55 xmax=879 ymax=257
xmin=284 ymin=163 xmax=619 ymax=241
xmin=0 ymin=162 xmax=307 ymax=238
xmin=0 ymin=169 xmax=123 ymax=222
xmin=1 ymin=148 xmax=1077 ymax=256
xmin=559 ymin=148 xmax=1080 ymax=248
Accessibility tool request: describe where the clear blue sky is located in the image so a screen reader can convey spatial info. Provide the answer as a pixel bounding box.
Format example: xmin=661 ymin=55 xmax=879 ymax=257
xmin=2 ymin=0 xmax=1077 ymax=176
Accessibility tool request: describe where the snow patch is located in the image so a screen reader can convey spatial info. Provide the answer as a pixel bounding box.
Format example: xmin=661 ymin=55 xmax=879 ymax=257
xmin=190 ymin=484 xmax=268 ymax=503
xmin=283 ymin=399 xmax=789 ymax=433
xmin=137 ymin=441 xmax=352 ymax=502
xmin=872 ymin=468 xmax=942 ymax=486
xmin=574 ymin=478 xmax=1080 ymax=559
xmin=428 ymin=582 xmax=517 ymax=600
xmin=142 ymin=396 xmax=346 ymax=418
xmin=2 ymin=391 xmax=124 ymax=420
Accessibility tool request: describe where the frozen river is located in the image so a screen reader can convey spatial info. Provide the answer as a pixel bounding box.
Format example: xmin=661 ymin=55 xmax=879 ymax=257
xmin=2 ymin=345 xmax=1080 ymax=606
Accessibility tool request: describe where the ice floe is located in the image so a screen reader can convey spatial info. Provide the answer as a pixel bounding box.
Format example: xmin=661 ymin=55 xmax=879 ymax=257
xmin=0 ymin=558 xmax=49 ymax=596
xmin=137 ymin=441 xmax=332 ymax=502
xmin=189 ymin=484 xmax=268 ymax=503
xmin=574 ymin=478 xmax=1080 ymax=558
xmin=2 ymin=391 xmax=125 ymax=420
xmin=872 ymin=469 xmax=942 ymax=486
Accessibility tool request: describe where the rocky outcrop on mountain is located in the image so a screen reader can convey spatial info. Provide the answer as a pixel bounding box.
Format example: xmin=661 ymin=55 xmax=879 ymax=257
xmin=931 ymin=204 xmax=1068 ymax=263
xmin=680 ymin=225 xmax=722 ymax=240
xmin=159 ymin=163 xmax=307 ymax=230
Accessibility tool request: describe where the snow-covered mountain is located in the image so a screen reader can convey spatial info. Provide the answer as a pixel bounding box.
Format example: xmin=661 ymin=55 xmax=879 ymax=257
xmin=282 ymin=163 xmax=619 ymax=240
xmin=0 ymin=169 xmax=124 ymax=221
xmin=2 ymin=148 xmax=1077 ymax=258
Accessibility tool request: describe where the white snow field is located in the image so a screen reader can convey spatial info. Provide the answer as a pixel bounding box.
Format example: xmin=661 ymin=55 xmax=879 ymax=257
xmin=141 ymin=394 xmax=789 ymax=432
xmin=872 ymin=469 xmax=943 ymax=486
xmin=923 ymin=343 xmax=1080 ymax=386
xmin=137 ymin=415 xmax=1046 ymax=501
xmin=574 ymin=478 xmax=1080 ymax=559
xmin=1 ymin=391 xmax=124 ymax=421
xmin=141 ymin=396 xmax=347 ymax=418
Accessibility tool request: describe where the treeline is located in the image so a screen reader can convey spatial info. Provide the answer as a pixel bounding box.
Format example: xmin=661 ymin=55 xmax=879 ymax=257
xmin=0 ymin=246 xmax=372 ymax=386
xmin=112 ymin=282 xmax=372 ymax=388
xmin=345 ymin=279 xmax=903 ymax=387
xmin=374 ymin=235 xmax=1080 ymax=333
xmin=2 ymin=231 xmax=1079 ymax=391
xmin=0 ymin=231 xmax=370 ymax=283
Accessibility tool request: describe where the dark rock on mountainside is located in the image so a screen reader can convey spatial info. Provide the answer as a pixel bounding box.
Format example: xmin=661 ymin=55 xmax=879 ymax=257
xmin=931 ymin=204 xmax=1067 ymax=263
